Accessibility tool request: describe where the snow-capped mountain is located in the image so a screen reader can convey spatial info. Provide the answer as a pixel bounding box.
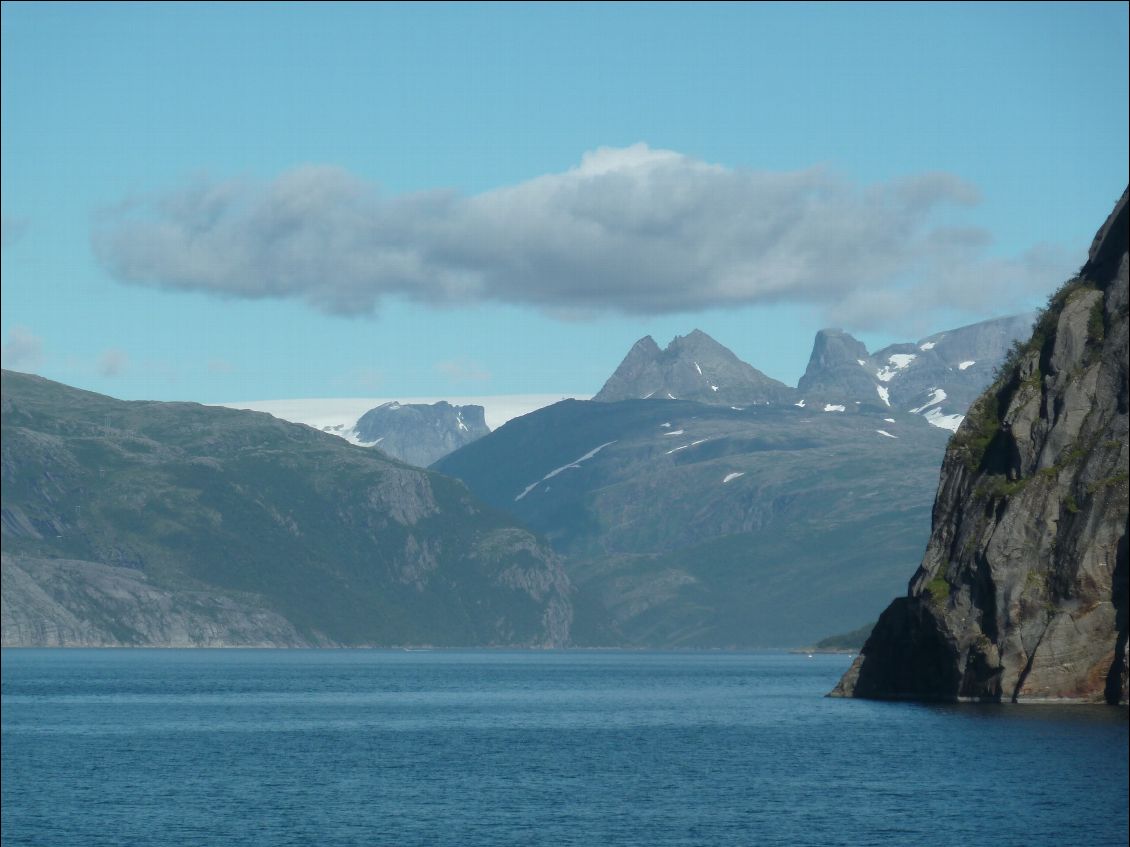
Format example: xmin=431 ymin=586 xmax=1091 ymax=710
xmin=592 ymin=316 xmax=1033 ymax=432
xmin=797 ymin=314 xmax=1035 ymax=431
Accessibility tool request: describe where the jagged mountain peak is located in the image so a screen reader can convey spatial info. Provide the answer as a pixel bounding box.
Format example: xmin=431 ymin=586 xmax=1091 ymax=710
xmin=628 ymin=335 xmax=662 ymax=355
xmin=594 ymin=330 xmax=794 ymax=405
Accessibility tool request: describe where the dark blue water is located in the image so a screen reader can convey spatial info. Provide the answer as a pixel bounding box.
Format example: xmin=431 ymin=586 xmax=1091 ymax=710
xmin=2 ymin=650 xmax=1126 ymax=847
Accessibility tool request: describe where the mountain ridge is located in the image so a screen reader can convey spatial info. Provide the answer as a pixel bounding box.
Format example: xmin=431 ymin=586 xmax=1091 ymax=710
xmin=1 ymin=370 xmax=572 ymax=647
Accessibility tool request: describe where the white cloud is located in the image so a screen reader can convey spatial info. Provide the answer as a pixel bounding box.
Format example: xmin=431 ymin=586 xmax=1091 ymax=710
xmin=1 ymin=216 xmax=28 ymax=248
xmin=92 ymin=145 xmax=1073 ymax=329
xmin=435 ymin=357 xmax=491 ymax=383
xmin=1 ymin=326 xmax=44 ymax=369
xmin=97 ymin=348 xmax=129 ymax=377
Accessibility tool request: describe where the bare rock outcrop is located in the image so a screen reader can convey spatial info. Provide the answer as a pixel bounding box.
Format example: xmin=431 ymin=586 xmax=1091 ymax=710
xmin=833 ymin=188 xmax=1129 ymax=704
xmin=1 ymin=553 xmax=322 ymax=647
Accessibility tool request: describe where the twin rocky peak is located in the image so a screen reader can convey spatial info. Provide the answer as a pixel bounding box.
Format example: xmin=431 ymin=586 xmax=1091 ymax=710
xmin=594 ymin=316 xmax=1033 ymax=432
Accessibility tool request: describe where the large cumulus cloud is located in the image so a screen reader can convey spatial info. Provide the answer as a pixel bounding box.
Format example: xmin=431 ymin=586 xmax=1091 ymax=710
xmin=92 ymin=144 xmax=1069 ymax=327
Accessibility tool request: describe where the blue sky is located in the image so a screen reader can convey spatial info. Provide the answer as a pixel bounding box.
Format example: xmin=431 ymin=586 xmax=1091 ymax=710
xmin=2 ymin=2 xmax=1127 ymax=405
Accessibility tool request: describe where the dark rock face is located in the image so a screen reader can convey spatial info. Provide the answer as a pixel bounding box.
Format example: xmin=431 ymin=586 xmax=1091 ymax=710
xmin=833 ymin=188 xmax=1130 ymax=704
xmin=353 ymin=401 xmax=489 ymax=467
xmin=593 ymin=329 xmax=796 ymax=406
xmin=1 ymin=372 xmax=571 ymax=647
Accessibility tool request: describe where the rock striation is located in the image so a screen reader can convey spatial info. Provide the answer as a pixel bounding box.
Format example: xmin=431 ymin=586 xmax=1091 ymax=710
xmin=832 ymin=188 xmax=1129 ymax=704
xmin=352 ymin=400 xmax=489 ymax=467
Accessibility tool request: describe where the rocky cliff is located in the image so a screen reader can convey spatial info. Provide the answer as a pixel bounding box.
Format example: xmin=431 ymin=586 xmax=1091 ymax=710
xmin=833 ymin=188 xmax=1129 ymax=704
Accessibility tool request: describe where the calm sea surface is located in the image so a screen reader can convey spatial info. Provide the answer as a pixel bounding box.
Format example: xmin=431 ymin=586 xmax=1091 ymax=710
xmin=2 ymin=649 xmax=1127 ymax=847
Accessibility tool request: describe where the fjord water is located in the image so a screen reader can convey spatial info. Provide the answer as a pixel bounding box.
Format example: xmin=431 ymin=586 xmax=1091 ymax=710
xmin=2 ymin=651 xmax=1126 ymax=847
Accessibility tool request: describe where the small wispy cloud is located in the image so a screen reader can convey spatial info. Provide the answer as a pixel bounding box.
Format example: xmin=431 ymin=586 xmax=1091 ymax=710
xmin=435 ymin=358 xmax=491 ymax=383
xmin=1 ymin=325 xmax=44 ymax=370
xmin=353 ymin=367 xmax=384 ymax=391
xmin=97 ymin=348 xmax=129 ymax=377
xmin=207 ymin=358 xmax=236 ymax=374
xmin=92 ymin=145 xmax=1074 ymax=330
xmin=1 ymin=216 xmax=28 ymax=249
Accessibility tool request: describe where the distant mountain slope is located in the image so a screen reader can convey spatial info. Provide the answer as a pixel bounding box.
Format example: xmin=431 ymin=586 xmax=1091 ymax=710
xmin=593 ymin=329 xmax=797 ymax=406
xmin=1 ymin=371 xmax=571 ymax=647
xmin=353 ymin=401 xmax=490 ymax=467
xmin=435 ymin=398 xmax=950 ymax=646
xmin=833 ymin=187 xmax=1129 ymax=704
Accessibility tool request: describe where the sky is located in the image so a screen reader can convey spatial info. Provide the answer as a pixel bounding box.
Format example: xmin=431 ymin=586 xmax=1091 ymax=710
xmin=2 ymin=2 xmax=1128 ymax=409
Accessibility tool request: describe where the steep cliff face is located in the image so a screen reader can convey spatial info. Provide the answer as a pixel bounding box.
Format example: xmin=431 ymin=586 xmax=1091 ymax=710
xmin=833 ymin=189 xmax=1129 ymax=704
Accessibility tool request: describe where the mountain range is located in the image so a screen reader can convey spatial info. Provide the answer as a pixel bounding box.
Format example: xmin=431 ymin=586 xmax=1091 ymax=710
xmin=2 ymin=311 xmax=1036 ymax=648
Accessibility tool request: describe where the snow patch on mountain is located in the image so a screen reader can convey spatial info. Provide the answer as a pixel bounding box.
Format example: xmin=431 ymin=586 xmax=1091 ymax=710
xmin=910 ymin=388 xmax=947 ymax=414
xmin=876 ymin=353 xmax=917 ymax=382
xmin=515 ymin=440 xmax=617 ymax=501
xmin=666 ymin=438 xmax=709 ymax=456
xmin=923 ymin=409 xmax=964 ymax=432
